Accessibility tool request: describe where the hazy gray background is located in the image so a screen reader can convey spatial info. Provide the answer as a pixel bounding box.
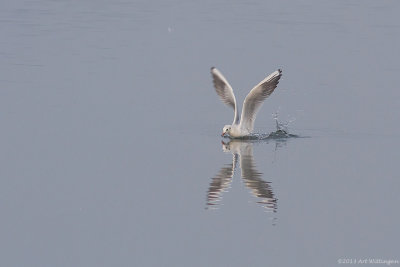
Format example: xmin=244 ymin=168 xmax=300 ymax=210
xmin=1 ymin=0 xmax=399 ymax=266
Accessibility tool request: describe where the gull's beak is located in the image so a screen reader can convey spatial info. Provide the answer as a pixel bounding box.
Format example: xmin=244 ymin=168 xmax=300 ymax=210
xmin=221 ymin=132 xmax=225 ymax=137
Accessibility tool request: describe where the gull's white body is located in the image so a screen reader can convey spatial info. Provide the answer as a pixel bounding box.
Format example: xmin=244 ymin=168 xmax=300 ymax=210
xmin=211 ymin=67 xmax=282 ymax=137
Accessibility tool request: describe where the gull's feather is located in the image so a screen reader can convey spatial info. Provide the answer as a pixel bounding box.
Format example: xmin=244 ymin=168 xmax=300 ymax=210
xmin=240 ymin=69 xmax=282 ymax=132
xmin=211 ymin=67 xmax=239 ymax=125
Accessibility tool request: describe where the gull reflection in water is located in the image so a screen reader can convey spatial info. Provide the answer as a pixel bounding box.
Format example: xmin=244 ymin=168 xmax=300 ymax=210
xmin=207 ymin=140 xmax=278 ymax=212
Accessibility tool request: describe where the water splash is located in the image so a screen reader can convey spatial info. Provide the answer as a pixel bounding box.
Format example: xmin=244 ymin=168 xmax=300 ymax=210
xmin=223 ymin=112 xmax=298 ymax=140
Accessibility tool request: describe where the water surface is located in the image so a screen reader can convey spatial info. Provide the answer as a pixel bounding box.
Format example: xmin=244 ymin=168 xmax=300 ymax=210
xmin=1 ymin=0 xmax=399 ymax=266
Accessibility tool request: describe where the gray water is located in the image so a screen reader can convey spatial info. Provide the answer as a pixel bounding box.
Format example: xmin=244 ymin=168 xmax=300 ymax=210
xmin=1 ymin=0 xmax=399 ymax=266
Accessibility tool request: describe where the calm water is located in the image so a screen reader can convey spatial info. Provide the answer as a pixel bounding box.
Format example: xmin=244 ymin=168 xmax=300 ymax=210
xmin=1 ymin=0 xmax=399 ymax=266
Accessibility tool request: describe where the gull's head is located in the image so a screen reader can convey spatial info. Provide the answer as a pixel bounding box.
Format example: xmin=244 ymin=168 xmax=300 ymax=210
xmin=221 ymin=125 xmax=231 ymax=137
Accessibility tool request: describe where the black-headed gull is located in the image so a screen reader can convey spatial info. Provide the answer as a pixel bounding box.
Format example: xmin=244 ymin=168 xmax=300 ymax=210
xmin=211 ymin=67 xmax=282 ymax=137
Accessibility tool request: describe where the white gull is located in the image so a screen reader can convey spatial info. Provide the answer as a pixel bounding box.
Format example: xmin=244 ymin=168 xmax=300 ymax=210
xmin=211 ymin=67 xmax=283 ymax=138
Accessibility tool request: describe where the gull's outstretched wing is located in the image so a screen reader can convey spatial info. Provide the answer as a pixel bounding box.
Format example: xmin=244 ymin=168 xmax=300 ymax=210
xmin=240 ymin=69 xmax=282 ymax=132
xmin=211 ymin=67 xmax=239 ymax=125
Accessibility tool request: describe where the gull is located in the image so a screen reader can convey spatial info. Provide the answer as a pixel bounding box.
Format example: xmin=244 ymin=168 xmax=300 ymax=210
xmin=211 ymin=67 xmax=282 ymax=138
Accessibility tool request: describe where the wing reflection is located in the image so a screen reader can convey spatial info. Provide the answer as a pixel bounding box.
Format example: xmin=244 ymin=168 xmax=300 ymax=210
xmin=207 ymin=140 xmax=277 ymax=212
xmin=206 ymin=154 xmax=237 ymax=208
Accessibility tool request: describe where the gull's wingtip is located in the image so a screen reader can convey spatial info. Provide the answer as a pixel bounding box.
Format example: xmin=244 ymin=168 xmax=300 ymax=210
xmin=274 ymin=68 xmax=283 ymax=79
xmin=268 ymin=69 xmax=282 ymax=78
xmin=211 ymin=67 xmax=221 ymax=75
